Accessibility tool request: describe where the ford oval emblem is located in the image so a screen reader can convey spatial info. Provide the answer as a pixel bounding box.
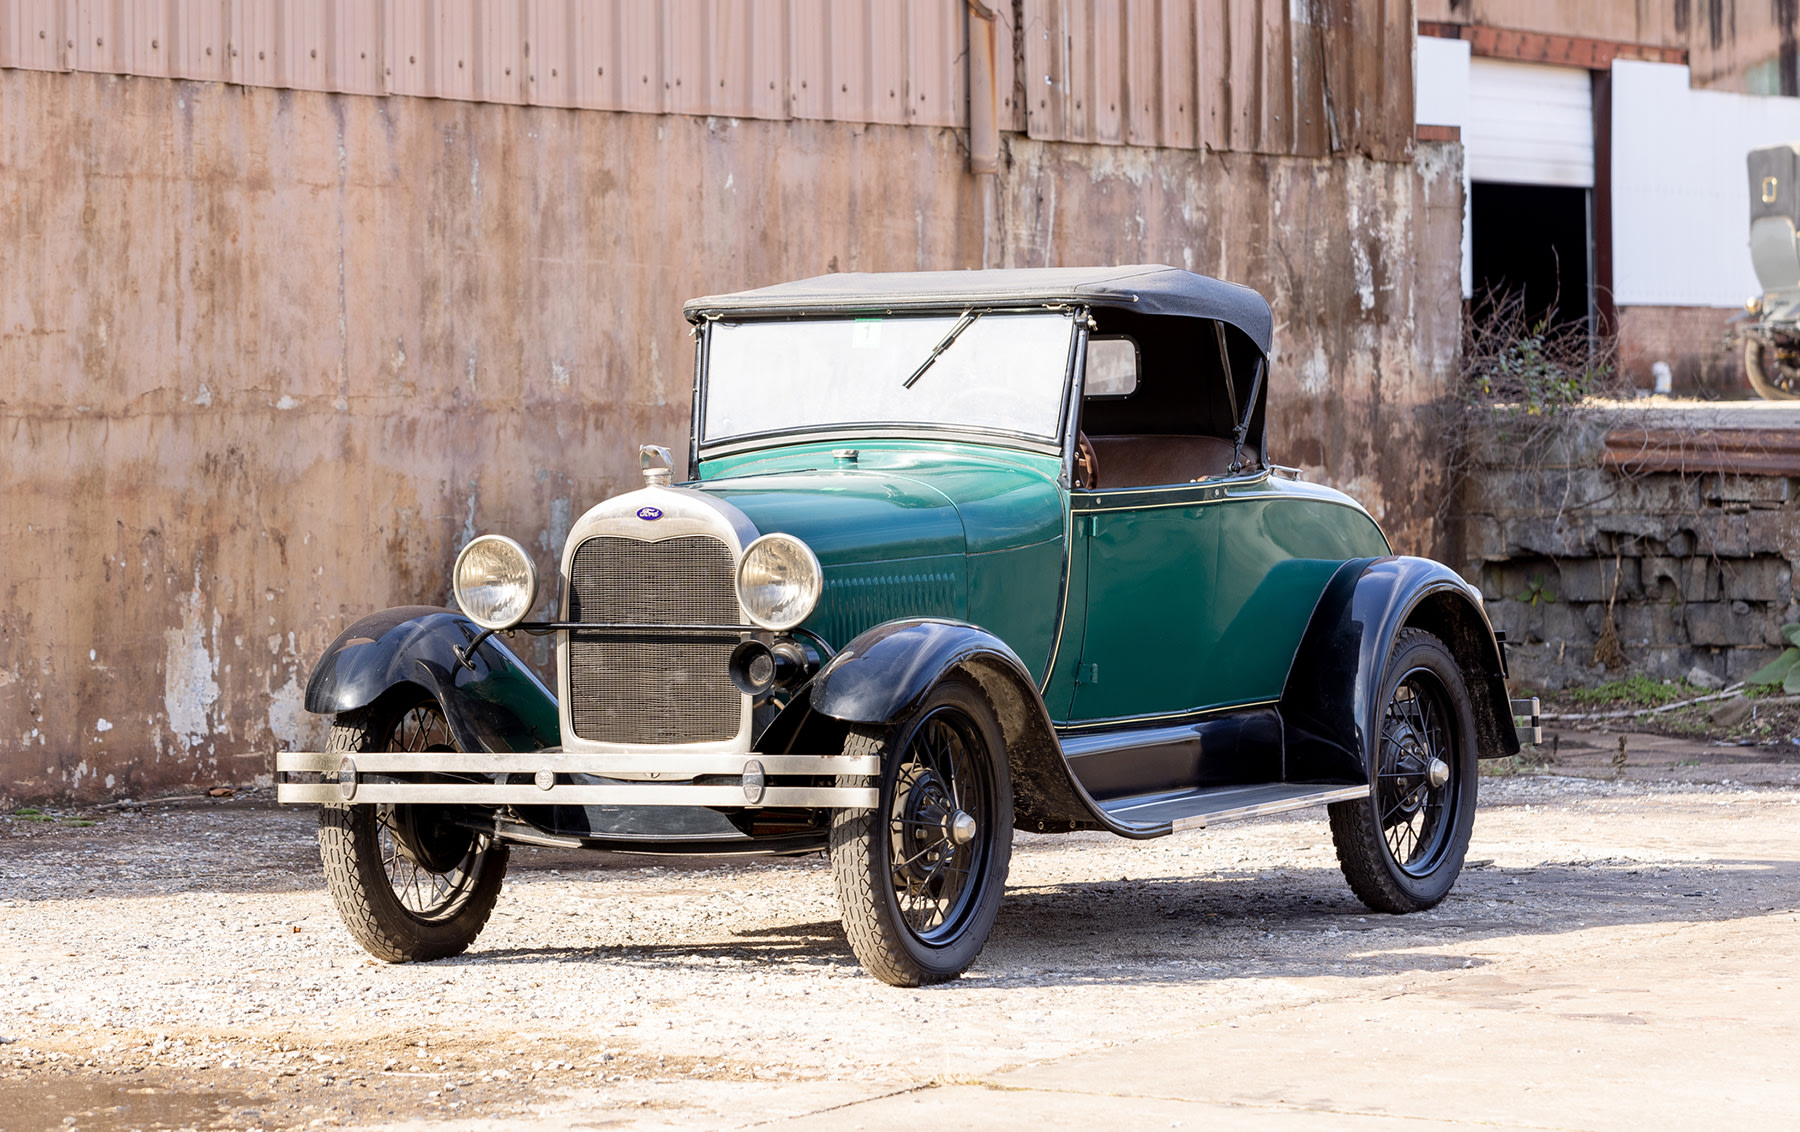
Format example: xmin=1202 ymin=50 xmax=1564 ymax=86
xmin=636 ymin=506 xmax=664 ymax=521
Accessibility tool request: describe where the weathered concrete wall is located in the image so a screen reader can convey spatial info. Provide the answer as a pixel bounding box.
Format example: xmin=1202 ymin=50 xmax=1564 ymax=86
xmin=0 ymin=68 xmax=1460 ymax=803
xmin=1456 ymin=406 xmax=1800 ymax=691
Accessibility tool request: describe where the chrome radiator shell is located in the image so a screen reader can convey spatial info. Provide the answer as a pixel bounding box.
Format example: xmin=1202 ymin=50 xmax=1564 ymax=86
xmin=554 ymin=486 xmax=759 ymax=766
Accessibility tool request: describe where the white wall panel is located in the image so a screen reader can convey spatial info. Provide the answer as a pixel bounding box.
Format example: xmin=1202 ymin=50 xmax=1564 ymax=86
xmin=1466 ymin=58 xmax=1592 ymax=187
xmin=1415 ymin=36 xmax=1472 ymax=297
xmin=1612 ymin=60 xmax=1800 ymax=308
xmin=1414 ymin=34 xmax=1468 ymax=127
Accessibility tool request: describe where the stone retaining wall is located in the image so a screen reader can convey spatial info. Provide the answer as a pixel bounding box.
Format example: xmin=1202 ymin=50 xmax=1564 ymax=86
xmin=1455 ymin=403 xmax=1800 ymax=691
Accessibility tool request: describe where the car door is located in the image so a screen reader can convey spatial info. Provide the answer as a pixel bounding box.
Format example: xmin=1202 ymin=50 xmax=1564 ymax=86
xmin=1066 ymin=478 xmax=1384 ymax=724
xmin=1065 ymin=482 xmax=1223 ymax=723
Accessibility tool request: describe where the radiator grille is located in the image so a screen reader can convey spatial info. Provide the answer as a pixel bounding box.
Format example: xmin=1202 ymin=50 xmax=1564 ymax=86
xmin=566 ymin=535 xmax=743 ymax=745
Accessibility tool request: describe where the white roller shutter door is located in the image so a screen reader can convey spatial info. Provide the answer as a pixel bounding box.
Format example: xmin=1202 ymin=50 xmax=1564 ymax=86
xmin=1466 ymin=59 xmax=1594 ymax=188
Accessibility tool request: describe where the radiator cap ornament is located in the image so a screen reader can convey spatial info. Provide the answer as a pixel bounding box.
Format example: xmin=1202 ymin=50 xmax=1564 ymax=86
xmin=640 ymin=443 xmax=674 ymax=487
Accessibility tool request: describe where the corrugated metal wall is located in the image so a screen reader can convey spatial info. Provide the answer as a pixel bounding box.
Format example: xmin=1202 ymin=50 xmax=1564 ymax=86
xmin=0 ymin=0 xmax=983 ymax=124
xmin=1021 ymin=0 xmax=1413 ymax=158
xmin=0 ymin=0 xmax=1413 ymax=159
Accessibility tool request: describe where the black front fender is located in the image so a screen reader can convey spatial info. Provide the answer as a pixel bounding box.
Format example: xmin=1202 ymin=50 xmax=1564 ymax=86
xmin=809 ymin=619 xmax=1113 ymax=834
xmin=1280 ymin=557 xmax=1518 ymax=783
xmin=810 ymin=619 xmax=1035 ymax=725
xmin=305 ymin=606 xmax=560 ymax=754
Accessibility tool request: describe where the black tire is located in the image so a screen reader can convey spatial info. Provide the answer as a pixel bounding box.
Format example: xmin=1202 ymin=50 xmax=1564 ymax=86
xmin=1328 ymin=628 xmax=1478 ymax=914
xmin=317 ymin=695 xmax=508 ymax=962
xmin=830 ymin=677 xmax=1013 ymax=986
xmin=1745 ymin=337 xmax=1800 ymax=401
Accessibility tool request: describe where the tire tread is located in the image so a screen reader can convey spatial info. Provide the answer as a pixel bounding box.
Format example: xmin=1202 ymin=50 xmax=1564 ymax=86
xmin=316 ymin=707 xmax=507 ymax=963
xmin=830 ymin=727 xmax=925 ymax=986
xmin=830 ymin=678 xmax=1012 ymax=987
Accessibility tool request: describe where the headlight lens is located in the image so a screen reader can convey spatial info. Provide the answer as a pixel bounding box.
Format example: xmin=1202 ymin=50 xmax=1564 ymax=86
xmin=735 ymin=534 xmax=822 ymax=631
xmin=452 ymin=535 xmax=539 ymax=630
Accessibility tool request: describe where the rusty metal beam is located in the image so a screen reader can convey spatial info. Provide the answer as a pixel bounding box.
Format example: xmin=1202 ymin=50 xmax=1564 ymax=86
xmin=1602 ymin=429 xmax=1800 ymax=476
xmin=1418 ymin=21 xmax=1688 ymax=69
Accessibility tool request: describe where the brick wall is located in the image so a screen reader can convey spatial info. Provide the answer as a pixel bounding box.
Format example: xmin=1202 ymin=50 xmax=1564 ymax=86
xmin=1614 ymin=305 xmax=1747 ymax=397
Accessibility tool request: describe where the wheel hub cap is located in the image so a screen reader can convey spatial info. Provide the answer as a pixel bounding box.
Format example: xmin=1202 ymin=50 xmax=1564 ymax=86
xmin=948 ymin=810 xmax=976 ymax=846
xmin=1427 ymin=756 xmax=1451 ymax=789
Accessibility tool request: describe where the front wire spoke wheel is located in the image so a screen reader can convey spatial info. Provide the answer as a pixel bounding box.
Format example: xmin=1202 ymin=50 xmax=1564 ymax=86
xmin=1330 ymin=628 xmax=1480 ymax=914
xmin=367 ymin=705 xmax=488 ymax=922
xmin=832 ymin=677 xmax=1013 ymax=986
xmin=316 ymin=694 xmax=509 ymax=962
xmin=888 ymin=717 xmax=983 ymax=940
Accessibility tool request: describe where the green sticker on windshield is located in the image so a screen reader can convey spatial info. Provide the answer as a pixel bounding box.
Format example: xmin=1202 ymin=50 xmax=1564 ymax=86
xmin=850 ymin=319 xmax=883 ymax=349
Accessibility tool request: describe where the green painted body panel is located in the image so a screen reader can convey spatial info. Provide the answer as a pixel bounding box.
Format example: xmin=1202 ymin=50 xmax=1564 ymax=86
xmin=698 ymin=439 xmax=1390 ymax=724
xmin=1067 ymin=477 xmax=1390 ymax=723
xmin=697 ymin=441 xmax=1067 ymax=676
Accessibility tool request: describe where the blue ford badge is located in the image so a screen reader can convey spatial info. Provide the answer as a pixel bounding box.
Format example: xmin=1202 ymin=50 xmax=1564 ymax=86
xmin=636 ymin=506 xmax=664 ymax=521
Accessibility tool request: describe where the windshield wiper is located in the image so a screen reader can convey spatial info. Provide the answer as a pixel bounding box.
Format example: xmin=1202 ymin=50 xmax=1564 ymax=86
xmin=902 ymin=308 xmax=981 ymax=388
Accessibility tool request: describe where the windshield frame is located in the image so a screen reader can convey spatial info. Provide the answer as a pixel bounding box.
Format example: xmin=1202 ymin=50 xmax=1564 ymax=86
xmin=689 ymin=305 xmax=1087 ymax=467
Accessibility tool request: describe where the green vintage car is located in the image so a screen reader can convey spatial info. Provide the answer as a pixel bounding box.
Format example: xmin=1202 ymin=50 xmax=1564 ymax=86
xmin=278 ymin=266 xmax=1535 ymax=986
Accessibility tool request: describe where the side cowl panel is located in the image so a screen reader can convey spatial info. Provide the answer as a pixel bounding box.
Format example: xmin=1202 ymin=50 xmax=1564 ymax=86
xmin=809 ymin=619 xmax=1124 ymax=834
xmin=305 ymin=607 xmax=560 ymax=754
xmin=1280 ymin=557 xmax=1519 ymax=783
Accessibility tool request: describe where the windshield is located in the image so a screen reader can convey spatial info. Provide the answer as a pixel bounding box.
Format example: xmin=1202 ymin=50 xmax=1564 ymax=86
xmin=701 ymin=311 xmax=1077 ymax=446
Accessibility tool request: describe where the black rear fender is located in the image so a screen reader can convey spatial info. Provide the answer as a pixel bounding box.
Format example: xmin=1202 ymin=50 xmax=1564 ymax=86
xmin=1280 ymin=557 xmax=1518 ymax=783
xmin=305 ymin=606 xmax=560 ymax=754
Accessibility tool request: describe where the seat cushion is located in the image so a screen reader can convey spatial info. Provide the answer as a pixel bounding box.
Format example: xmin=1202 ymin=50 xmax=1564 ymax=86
xmin=1088 ymin=434 xmax=1258 ymax=488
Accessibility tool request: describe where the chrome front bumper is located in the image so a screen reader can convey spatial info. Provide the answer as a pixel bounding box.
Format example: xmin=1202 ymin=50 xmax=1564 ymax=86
xmin=275 ymin=750 xmax=878 ymax=809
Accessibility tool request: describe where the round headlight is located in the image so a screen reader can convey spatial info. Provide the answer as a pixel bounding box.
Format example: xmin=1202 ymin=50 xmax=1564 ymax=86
xmin=735 ymin=534 xmax=822 ymax=631
xmin=453 ymin=535 xmax=539 ymax=630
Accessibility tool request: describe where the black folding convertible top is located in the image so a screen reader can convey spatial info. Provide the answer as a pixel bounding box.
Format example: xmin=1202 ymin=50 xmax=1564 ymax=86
xmin=684 ymin=264 xmax=1274 ymax=356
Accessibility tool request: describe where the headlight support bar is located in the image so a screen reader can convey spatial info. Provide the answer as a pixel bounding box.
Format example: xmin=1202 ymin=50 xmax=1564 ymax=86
xmin=509 ymin=621 xmax=761 ymax=635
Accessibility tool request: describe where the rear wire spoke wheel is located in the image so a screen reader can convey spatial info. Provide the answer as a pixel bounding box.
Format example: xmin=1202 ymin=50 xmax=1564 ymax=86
xmin=317 ymin=694 xmax=508 ymax=962
xmin=1329 ymin=628 xmax=1478 ymax=913
xmin=831 ymin=677 xmax=1012 ymax=986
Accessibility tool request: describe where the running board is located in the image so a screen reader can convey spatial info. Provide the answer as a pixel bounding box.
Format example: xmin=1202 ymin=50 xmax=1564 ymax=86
xmin=1098 ymin=782 xmax=1367 ymax=835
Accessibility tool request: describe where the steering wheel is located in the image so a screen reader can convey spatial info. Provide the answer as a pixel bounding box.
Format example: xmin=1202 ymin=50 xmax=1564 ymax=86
xmin=1075 ymin=431 xmax=1099 ymax=489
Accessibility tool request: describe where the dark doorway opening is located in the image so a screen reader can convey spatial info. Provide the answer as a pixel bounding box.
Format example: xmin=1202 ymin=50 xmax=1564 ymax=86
xmin=1471 ymin=182 xmax=1592 ymax=331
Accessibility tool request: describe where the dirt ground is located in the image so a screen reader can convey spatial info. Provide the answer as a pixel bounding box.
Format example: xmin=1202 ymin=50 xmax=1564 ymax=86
xmin=2 ymin=730 xmax=1797 ymax=1131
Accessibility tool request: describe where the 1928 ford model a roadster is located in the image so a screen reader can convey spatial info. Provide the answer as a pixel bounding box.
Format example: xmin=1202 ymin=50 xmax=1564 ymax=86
xmin=278 ymin=266 xmax=1534 ymax=986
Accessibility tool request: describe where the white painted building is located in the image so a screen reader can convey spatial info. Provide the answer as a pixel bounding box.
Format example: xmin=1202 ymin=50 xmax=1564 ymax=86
xmin=1416 ymin=36 xmax=1800 ymax=390
xmin=1417 ymin=42 xmax=1800 ymax=309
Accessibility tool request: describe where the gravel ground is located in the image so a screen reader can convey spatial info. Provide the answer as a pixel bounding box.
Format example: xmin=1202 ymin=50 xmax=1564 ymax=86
xmin=2 ymin=744 xmax=1797 ymax=1130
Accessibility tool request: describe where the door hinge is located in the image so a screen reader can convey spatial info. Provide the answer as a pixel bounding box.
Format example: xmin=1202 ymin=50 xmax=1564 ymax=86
xmin=1076 ymin=662 xmax=1100 ymax=684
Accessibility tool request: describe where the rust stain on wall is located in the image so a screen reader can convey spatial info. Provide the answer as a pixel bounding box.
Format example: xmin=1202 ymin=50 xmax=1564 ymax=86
xmin=0 ymin=67 xmax=1459 ymax=803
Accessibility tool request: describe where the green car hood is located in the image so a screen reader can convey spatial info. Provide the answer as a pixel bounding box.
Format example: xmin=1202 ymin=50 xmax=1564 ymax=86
xmin=695 ymin=443 xmax=1066 ymax=658
xmin=698 ymin=468 xmax=968 ymax=564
